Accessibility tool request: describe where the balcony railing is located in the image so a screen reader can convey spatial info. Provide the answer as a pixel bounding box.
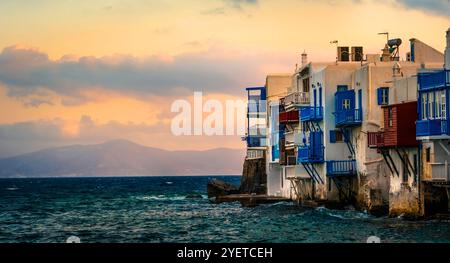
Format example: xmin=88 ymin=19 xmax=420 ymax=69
xmin=326 ymin=160 xmax=357 ymax=177
xmin=416 ymin=119 xmax=450 ymax=137
xmin=334 ymin=109 xmax=362 ymax=127
xmin=246 ymin=135 xmax=266 ymax=148
xmin=367 ymin=131 xmax=385 ymax=148
xmin=297 ymin=145 xmax=324 ymax=163
xmin=300 ymin=106 xmax=323 ymax=122
xmin=246 ymin=149 xmax=265 ymax=160
xmin=418 ymin=70 xmax=448 ymax=90
xmin=284 ymin=129 xmax=302 ymax=146
xmin=279 ymin=110 xmax=299 ymax=123
xmin=284 ymin=92 xmax=310 ymax=107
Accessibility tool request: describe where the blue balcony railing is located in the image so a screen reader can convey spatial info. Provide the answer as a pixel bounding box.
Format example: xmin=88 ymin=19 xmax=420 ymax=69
xmin=246 ymin=136 xmax=266 ymax=147
xmin=416 ymin=119 xmax=450 ymax=137
xmin=300 ymin=106 xmax=323 ymax=122
xmin=297 ymin=145 xmax=324 ymax=163
xmin=334 ymin=109 xmax=362 ymax=127
xmin=326 ymin=160 xmax=357 ymax=177
xmin=418 ymin=70 xmax=448 ymax=90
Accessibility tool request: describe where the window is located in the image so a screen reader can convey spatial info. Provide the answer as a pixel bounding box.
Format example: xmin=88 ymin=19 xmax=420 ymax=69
xmin=426 ymin=147 xmax=431 ymax=162
xmin=330 ymin=130 xmax=344 ymax=143
xmin=303 ymin=78 xmax=310 ymax=93
xmin=428 ymin=93 xmax=434 ymax=119
xmin=436 ymin=91 xmax=441 ymax=119
xmin=343 ymin=99 xmax=351 ymax=110
xmin=440 ymin=90 xmax=446 ymax=119
xmin=421 ymin=93 xmax=427 ymax=120
xmin=388 ymin=108 xmax=394 ymax=127
xmin=377 ymin=87 xmax=389 ymax=105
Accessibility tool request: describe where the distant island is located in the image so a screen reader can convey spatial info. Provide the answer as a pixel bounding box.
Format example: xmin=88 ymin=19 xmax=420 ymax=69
xmin=0 ymin=139 xmax=244 ymax=178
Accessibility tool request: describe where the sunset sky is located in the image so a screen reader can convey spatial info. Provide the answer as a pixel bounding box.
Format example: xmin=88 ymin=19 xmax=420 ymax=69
xmin=0 ymin=0 xmax=448 ymax=158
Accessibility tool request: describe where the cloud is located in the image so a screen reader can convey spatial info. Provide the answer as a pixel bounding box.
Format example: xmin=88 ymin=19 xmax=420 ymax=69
xmin=202 ymin=0 xmax=258 ymax=15
xmin=394 ymin=0 xmax=450 ymax=16
xmin=201 ymin=7 xmax=226 ymax=15
xmin=0 ymin=45 xmax=265 ymax=105
xmin=224 ymin=0 xmax=259 ymax=10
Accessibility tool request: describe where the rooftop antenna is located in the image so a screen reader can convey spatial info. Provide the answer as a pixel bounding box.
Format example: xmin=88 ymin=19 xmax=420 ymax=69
xmin=378 ymin=32 xmax=389 ymax=44
xmin=330 ymin=40 xmax=338 ymax=64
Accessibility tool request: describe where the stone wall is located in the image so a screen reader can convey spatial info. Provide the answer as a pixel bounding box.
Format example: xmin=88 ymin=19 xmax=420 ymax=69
xmin=240 ymin=158 xmax=267 ymax=194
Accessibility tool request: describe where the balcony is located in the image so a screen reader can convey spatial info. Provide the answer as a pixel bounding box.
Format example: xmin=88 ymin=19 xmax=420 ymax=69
xmin=418 ymin=70 xmax=448 ymax=90
xmin=326 ymin=160 xmax=357 ymax=177
xmin=246 ymin=135 xmax=266 ymax=148
xmin=284 ymin=129 xmax=302 ymax=147
xmin=279 ymin=110 xmax=299 ymax=123
xmin=284 ymin=92 xmax=310 ymax=108
xmin=246 ymin=149 xmax=264 ymax=160
xmin=247 ymin=99 xmax=266 ymax=114
xmin=367 ymin=131 xmax=385 ymax=148
xmin=300 ymin=106 xmax=323 ymax=122
xmin=416 ymin=119 xmax=450 ymax=137
xmin=334 ymin=109 xmax=362 ymax=127
xmin=297 ymin=145 xmax=324 ymax=163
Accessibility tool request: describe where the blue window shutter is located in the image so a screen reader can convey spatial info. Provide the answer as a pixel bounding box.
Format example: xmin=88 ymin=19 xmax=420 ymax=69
xmin=377 ymin=88 xmax=383 ymax=105
xmin=329 ymin=130 xmax=336 ymax=143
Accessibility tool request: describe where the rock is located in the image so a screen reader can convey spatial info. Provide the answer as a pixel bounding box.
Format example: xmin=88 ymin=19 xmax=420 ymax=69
xmin=240 ymin=158 xmax=267 ymax=195
xmin=207 ymin=179 xmax=239 ymax=199
xmin=185 ymin=193 xmax=203 ymax=199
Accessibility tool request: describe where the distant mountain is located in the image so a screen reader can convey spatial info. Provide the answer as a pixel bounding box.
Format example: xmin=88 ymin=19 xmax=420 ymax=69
xmin=0 ymin=139 xmax=245 ymax=177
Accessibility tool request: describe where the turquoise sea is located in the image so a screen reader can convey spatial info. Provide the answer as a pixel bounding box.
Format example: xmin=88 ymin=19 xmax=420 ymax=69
xmin=0 ymin=176 xmax=449 ymax=243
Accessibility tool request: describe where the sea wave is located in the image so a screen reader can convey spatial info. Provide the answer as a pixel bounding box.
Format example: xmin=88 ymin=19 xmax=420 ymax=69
xmin=134 ymin=194 xmax=206 ymax=201
xmin=315 ymin=206 xmax=371 ymax=220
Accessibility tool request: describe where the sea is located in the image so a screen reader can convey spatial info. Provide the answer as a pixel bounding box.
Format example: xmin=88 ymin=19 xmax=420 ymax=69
xmin=0 ymin=176 xmax=449 ymax=243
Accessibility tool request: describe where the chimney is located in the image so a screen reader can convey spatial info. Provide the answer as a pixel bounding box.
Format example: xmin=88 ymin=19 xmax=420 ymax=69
xmin=445 ymin=28 xmax=450 ymax=70
xmin=301 ymin=51 xmax=308 ymax=67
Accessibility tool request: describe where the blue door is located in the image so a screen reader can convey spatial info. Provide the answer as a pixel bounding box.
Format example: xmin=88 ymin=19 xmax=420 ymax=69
xmin=310 ymin=131 xmax=323 ymax=161
xmin=335 ymin=90 xmax=355 ymax=111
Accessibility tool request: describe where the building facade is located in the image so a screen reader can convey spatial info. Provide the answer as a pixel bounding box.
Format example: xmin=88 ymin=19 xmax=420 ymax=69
xmin=243 ymin=29 xmax=450 ymax=217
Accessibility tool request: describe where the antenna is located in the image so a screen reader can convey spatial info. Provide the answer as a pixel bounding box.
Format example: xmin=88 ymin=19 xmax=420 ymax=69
xmin=378 ymin=32 xmax=389 ymax=44
xmin=330 ymin=40 xmax=338 ymax=63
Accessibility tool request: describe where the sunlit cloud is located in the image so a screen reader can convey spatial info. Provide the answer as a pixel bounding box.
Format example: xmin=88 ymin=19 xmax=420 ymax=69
xmin=0 ymin=45 xmax=273 ymax=105
xmin=394 ymin=0 xmax=450 ymax=17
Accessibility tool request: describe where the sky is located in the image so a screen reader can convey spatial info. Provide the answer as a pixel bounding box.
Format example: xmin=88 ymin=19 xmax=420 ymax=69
xmin=0 ymin=0 xmax=448 ymax=158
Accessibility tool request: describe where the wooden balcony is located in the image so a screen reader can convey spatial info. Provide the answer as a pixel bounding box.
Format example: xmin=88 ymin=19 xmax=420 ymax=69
xmin=367 ymin=131 xmax=385 ymax=148
xmin=279 ymin=110 xmax=299 ymax=124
